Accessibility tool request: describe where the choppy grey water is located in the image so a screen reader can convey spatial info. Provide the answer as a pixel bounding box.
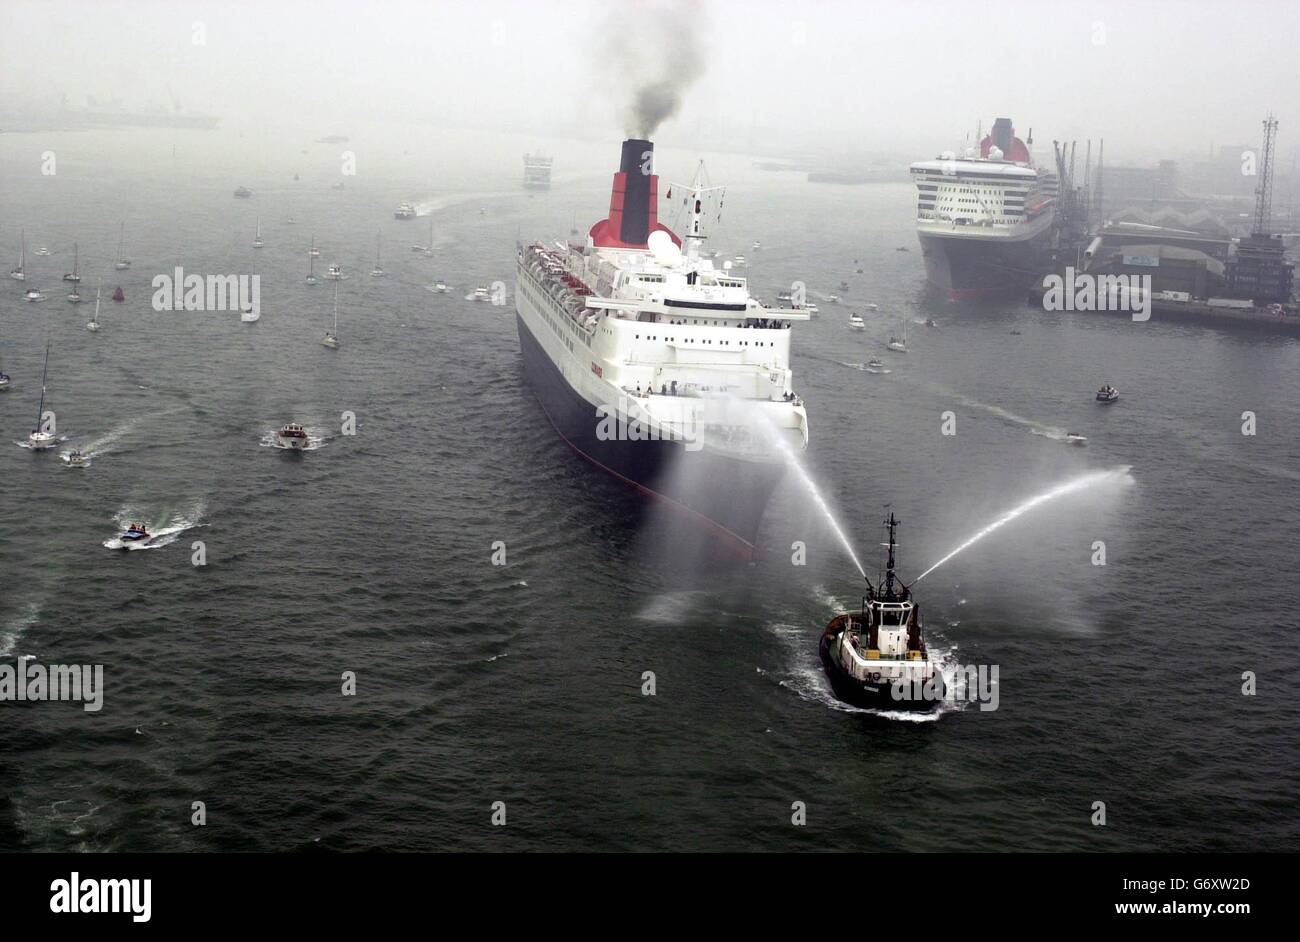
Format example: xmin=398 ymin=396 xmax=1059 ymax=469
xmin=1 ymin=126 xmax=1297 ymax=852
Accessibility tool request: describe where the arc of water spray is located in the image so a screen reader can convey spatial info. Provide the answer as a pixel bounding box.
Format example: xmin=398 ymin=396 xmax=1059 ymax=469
xmin=913 ymin=466 xmax=1134 ymax=583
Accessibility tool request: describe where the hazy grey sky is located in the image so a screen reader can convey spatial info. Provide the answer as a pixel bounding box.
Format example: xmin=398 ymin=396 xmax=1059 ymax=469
xmin=2 ymin=0 xmax=1296 ymax=164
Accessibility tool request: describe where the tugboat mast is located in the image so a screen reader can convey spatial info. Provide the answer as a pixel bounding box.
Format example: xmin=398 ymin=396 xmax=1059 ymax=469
xmin=883 ymin=512 xmax=900 ymax=599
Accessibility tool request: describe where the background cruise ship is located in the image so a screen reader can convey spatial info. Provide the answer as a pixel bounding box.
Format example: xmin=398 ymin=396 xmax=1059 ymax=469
xmin=515 ymin=138 xmax=809 ymax=556
xmin=910 ymin=117 xmax=1057 ymax=299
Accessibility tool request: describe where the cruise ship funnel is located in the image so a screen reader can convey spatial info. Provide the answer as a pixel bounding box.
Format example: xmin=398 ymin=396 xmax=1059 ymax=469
xmin=591 ymin=138 xmax=663 ymax=249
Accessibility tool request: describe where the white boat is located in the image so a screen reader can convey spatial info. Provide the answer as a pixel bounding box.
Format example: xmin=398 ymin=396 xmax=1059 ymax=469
xmin=241 ymin=303 xmax=259 ymax=323
xmin=253 ymin=217 xmax=264 ymax=249
xmin=26 ymin=340 xmax=57 ymax=450
xmin=309 ymin=236 xmax=321 ymax=258
xmin=306 ymin=250 xmax=318 ymax=286
xmin=827 ymin=294 xmax=840 ymax=304
xmin=432 ymin=280 xmax=449 ymax=293
xmin=849 ymin=314 xmax=866 ymax=331
xmin=1065 ymin=432 xmax=1088 ymax=446
xmin=10 ymin=230 xmax=25 ymax=280
xmin=0 ymin=366 xmax=9 ymax=391
xmin=394 ymin=202 xmax=416 ymax=219
xmin=471 ymin=284 xmax=490 ymax=302
xmin=863 ymin=357 xmax=890 ymax=374
xmin=733 ymin=254 xmax=747 ymax=266
xmin=62 ymin=449 xmax=90 ymax=467
xmin=1096 ymin=385 xmax=1119 ymax=403
xmin=62 ymin=243 xmax=81 ymax=283
xmin=887 ymin=312 xmax=908 ymax=352
xmin=276 ymin=423 xmax=310 ymax=449
xmin=67 ymin=281 xmax=82 ymax=303
xmin=800 ymin=301 xmax=819 ymax=316
xmin=24 ymin=288 xmax=44 ymax=302
xmin=33 ymin=246 xmax=50 ymax=257
xmin=866 ymin=302 xmax=879 ymax=311
xmin=114 ymin=222 xmax=131 ymax=269
xmin=370 ymin=233 xmax=386 ymax=277
xmin=322 ymin=283 xmax=340 ymax=348
xmin=86 ymin=282 xmax=101 ymax=331
xmin=325 ymin=263 xmax=343 ymax=281
xmin=751 ymin=241 xmax=761 ymax=250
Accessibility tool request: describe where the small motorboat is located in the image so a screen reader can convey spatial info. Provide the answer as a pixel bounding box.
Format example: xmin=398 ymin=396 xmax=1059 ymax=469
xmin=119 ymin=522 xmax=152 ymax=546
xmin=827 ymin=294 xmax=840 ymax=304
xmin=34 ymin=246 xmax=50 ymax=257
xmin=1065 ymin=432 xmax=1088 ymax=446
xmin=471 ymin=285 xmax=490 ymax=302
xmin=0 ymin=371 xmax=10 ymax=391
xmin=820 ymin=514 xmax=945 ymax=712
xmin=838 ymin=280 xmax=850 ymax=292
xmin=241 ymin=306 xmax=259 ymax=323
xmin=24 ymin=288 xmax=45 ymax=302
xmin=896 ymin=246 xmax=911 ymax=252
xmin=276 ymin=423 xmax=310 ymax=449
xmin=394 ymin=202 xmax=417 ymax=219
xmin=112 ymin=286 xmax=125 ymax=302
xmin=800 ymin=301 xmax=819 ymax=316
xmin=431 ymin=280 xmax=450 ymax=293
xmin=732 ymin=254 xmax=747 ymax=267
xmin=849 ymin=314 xmax=866 ymax=331
xmin=862 ymin=357 xmax=891 ymax=374
xmin=234 ymin=186 xmax=253 ymax=198
xmin=925 ymin=318 xmax=937 ymax=328
xmin=321 ymin=332 xmax=339 ymax=349
xmin=865 ymin=302 xmax=879 ymax=312
xmin=325 ymin=264 xmax=343 ymax=280
xmin=1096 ymin=385 xmax=1119 ymax=403
xmin=1009 ymin=329 xmax=1022 ymax=335
xmin=62 ymin=449 xmax=90 ymax=467
xmin=751 ymin=241 xmax=761 ymax=250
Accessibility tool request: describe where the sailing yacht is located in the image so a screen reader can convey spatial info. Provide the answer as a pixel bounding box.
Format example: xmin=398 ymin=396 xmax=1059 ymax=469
xmin=306 ymin=250 xmax=318 ymax=285
xmin=322 ymin=283 xmax=340 ymax=348
xmin=371 ymin=233 xmax=386 ymax=277
xmin=63 ymin=243 xmax=81 ymax=283
xmin=24 ymin=288 xmax=44 ymax=302
xmin=26 ymin=340 xmax=58 ymax=450
xmin=114 ymin=223 xmax=131 ymax=270
xmin=10 ymin=231 xmax=25 ymax=280
xmin=86 ymin=282 xmax=102 ymax=331
xmin=253 ymin=217 xmax=264 ymax=249
xmin=887 ymin=312 xmax=908 ymax=352
xmin=309 ymin=236 xmax=321 ymax=258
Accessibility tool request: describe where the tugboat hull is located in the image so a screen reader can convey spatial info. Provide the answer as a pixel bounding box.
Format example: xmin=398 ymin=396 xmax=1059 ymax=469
xmin=819 ymin=628 xmax=945 ymax=712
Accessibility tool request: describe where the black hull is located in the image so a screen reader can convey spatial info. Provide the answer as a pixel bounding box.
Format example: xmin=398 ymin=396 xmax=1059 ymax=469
xmin=919 ymin=227 xmax=1052 ymax=300
xmin=818 ymin=630 xmax=945 ymax=712
xmin=516 ymin=313 xmax=784 ymax=557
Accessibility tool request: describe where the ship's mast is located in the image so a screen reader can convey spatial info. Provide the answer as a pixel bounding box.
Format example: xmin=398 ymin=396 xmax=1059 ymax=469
xmin=883 ymin=512 xmax=900 ymax=597
xmin=669 ymin=161 xmax=726 ymax=259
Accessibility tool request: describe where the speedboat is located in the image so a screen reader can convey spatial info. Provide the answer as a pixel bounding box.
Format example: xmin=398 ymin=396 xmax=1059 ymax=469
xmin=325 ymin=264 xmax=343 ymax=280
xmin=394 ymin=202 xmax=417 ymax=219
xmin=887 ymin=336 xmax=907 ymax=352
xmin=866 ymin=302 xmax=879 ymax=312
xmin=849 ymin=314 xmax=866 ymax=331
xmin=827 ymin=294 xmax=840 ymax=304
xmin=371 ymin=264 xmax=386 ymax=277
xmin=62 ymin=449 xmax=90 ymax=467
xmin=433 ymin=280 xmax=450 ymax=293
xmin=800 ymin=301 xmax=819 ymax=316
xmin=776 ymin=290 xmax=793 ymax=303
xmin=34 ymin=246 xmax=50 ymax=257
xmin=1096 ymin=385 xmax=1119 ymax=403
xmin=471 ymin=285 xmax=490 ymax=302
xmin=820 ymin=514 xmax=945 ymax=712
xmin=925 ymin=318 xmax=937 ymax=328
xmin=119 ymin=522 xmax=152 ymax=546
xmin=1065 ymin=432 xmax=1088 ymax=446
xmin=276 ymin=423 xmax=310 ymax=449
xmin=24 ymin=288 xmax=45 ymax=302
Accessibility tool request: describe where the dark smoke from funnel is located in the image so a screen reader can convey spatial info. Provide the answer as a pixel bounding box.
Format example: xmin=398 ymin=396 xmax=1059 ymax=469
xmin=600 ymin=1 xmax=708 ymax=139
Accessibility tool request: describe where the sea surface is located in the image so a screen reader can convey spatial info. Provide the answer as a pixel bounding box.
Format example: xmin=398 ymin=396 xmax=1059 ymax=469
xmin=1 ymin=124 xmax=1297 ymax=852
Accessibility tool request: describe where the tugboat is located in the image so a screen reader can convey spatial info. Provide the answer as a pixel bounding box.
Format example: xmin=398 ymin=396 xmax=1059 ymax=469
xmin=276 ymin=422 xmax=310 ymax=449
xmin=119 ymin=522 xmax=152 ymax=546
xmin=820 ymin=514 xmax=945 ymax=712
xmin=1095 ymin=384 xmax=1119 ymax=403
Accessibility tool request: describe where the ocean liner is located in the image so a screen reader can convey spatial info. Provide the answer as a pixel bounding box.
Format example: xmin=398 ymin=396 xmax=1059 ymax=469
xmin=523 ymin=152 xmax=553 ymax=190
xmin=514 ymin=138 xmax=809 ymax=556
xmin=910 ymin=118 xmax=1057 ymax=299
